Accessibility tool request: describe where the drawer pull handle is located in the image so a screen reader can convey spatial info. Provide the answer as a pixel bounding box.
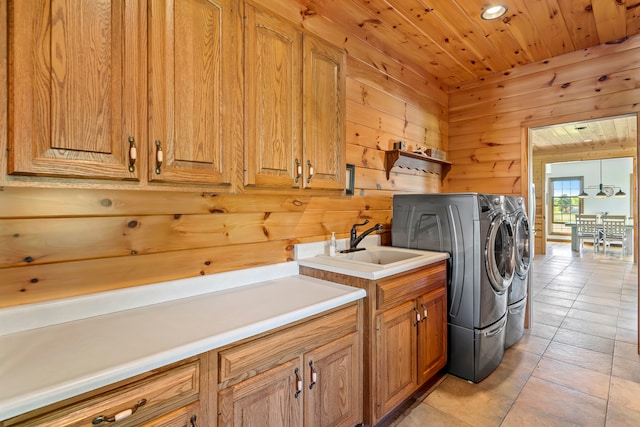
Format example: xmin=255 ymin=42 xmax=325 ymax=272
xmin=308 ymin=361 xmax=317 ymax=390
xmin=294 ymin=368 xmax=302 ymax=398
xmin=92 ymin=399 xmax=147 ymax=425
xmin=155 ymin=140 xmax=163 ymax=174
xmin=190 ymin=414 xmax=198 ymax=427
xmin=421 ymin=303 xmax=428 ymax=322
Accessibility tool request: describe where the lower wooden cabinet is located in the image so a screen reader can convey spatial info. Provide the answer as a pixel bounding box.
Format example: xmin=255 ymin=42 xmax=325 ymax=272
xmin=4 ymin=358 xmax=203 ymax=427
xmin=375 ymin=286 xmax=447 ymax=418
xmin=375 ymin=300 xmax=418 ymax=417
xmin=218 ymin=359 xmax=301 ymax=426
xmin=304 ymin=333 xmax=360 ymax=427
xmin=2 ymin=304 xmax=362 ymax=427
xmin=217 ymin=304 xmax=362 ymax=427
xmin=417 ymin=287 xmax=447 ymax=385
xmin=300 ymin=259 xmax=448 ymax=426
xmin=141 ymin=402 xmax=200 ymax=427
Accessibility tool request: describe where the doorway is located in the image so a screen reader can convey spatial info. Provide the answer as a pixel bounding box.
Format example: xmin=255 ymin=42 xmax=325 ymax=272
xmin=527 ymin=112 xmax=639 ymax=354
xmin=528 ymin=114 xmax=638 ymax=260
xmin=544 ymin=158 xmax=634 ymax=253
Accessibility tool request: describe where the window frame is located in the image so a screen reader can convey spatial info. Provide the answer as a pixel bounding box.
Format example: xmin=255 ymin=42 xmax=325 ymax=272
xmin=548 ymin=176 xmax=584 ymax=235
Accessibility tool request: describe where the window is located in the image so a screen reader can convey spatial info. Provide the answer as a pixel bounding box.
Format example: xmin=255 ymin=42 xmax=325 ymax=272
xmin=550 ymin=177 xmax=583 ymax=234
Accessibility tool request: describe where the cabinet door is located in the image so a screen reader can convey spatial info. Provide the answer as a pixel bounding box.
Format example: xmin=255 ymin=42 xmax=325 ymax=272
xmin=148 ymin=0 xmax=231 ymax=186
xmin=244 ymin=4 xmax=302 ymax=189
xmin=218 ymin=359 xmax=302 ymax=427
xmin=302 ymin=34 xmax=346 ymax=190
xmin=417 ymin=287 xmax=447 ymax=385
xmin=8 ymin=0 xmax=143 ymax=180
xmin=303 ymin=332 xmax=361 ymax=427
xmin=375 ymin=300 xmax=417 ymax=419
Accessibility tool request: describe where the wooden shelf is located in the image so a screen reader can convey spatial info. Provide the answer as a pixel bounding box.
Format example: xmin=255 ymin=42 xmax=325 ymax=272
xmin=384 ymin=150 xmax=452 ymax=180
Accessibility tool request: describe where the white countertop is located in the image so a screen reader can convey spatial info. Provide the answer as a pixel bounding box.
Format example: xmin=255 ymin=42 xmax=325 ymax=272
xmin=0 ymin=268 xmax=365 ymax=421
xmin=0 ymin=239 xmax=447 ymax=421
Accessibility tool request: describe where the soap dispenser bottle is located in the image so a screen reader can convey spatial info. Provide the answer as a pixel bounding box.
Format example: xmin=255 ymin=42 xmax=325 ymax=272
xmin=329 ymin=232 xmax=337 ymax=256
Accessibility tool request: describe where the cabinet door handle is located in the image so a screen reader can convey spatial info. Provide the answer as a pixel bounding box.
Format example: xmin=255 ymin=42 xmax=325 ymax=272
xmin=308 ymin=360 xmax=317 ymax=390
xmin=413 ymin=306 xmax=421 ymax=326
xmin=294 ymin=368 xmax=303 ymax=398
xmin=421 ymin=303 xmax=428 ymax=322
xmin=128 ymin=137 xmax=137 ymax=173
xmin=190 ymin=414 xmax=198 ymax=427
xmin=306 ymin=160 xmax=314 ymax=183
xmin=154 ymin=140 xmax=163 ymax=174
xmin=92 ymin=399 xmax=147 ymax=425
xmin=295 ymin=158 xmax=302 ymax=183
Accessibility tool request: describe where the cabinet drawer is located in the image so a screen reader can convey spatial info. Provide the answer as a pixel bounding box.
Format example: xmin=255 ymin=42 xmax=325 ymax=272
xmin=376 ymin=260 xmax=446 ymax=311
xmin=140 ymin=402 xmax=199 ymax=427
xmin=219 ymin=304 xmax=358 ymax=387
xmin=8 ymin=362 xmax=200 ymax=427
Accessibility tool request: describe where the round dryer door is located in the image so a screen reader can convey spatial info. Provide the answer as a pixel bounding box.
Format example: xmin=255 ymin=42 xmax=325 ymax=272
xmin=514 ymin=212 xmax=531 ymax=278
xmin=485 ymin=213 xmax=515 ymax=293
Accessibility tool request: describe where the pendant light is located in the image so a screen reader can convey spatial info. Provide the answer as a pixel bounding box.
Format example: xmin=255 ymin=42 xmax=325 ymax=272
xmin=595 ymin=160 xmax=607 ymax=198
xmin=581 ymin=159 xmax=626 ymax=199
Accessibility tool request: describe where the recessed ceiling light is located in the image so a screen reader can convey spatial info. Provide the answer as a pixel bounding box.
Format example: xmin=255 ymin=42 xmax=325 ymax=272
xmin=481 ymin=5 xmax=508 ymax=20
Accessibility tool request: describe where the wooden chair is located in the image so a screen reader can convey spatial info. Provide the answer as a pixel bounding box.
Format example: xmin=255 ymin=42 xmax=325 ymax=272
xmin=575 ymin=214 xmax=599 ymax=252
xmin=602 ymin=217 xmax=628 ymax=255
xmin=602 ymin=214 xmax=627 ymax=221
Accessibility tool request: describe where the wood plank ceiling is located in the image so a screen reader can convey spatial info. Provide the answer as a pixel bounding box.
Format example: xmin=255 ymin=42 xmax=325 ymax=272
xmin=530 ymin=115 xmax=637 ymax=154
xmin=311 ymin=0 xmax=640 ymax=86
xmin=299 ymin=0 xmax=639 ymax=153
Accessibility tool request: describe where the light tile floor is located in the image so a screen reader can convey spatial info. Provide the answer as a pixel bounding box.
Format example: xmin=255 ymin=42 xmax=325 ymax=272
xmin=387 ymin=242 xmax=639 ymax=427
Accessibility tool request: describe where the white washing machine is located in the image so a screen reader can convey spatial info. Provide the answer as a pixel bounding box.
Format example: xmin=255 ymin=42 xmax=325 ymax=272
xmin=392 ymin=193 xmax=515 ymax=382
xmin=505 ymin=196 xmax=531 ymax=348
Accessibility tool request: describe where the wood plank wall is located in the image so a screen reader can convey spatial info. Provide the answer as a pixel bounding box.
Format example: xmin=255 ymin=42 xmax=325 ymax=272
xmin=0 ymin=0 xmax=447 ymax=308
xmin=448 ymin=34 xmax=640 ymax=254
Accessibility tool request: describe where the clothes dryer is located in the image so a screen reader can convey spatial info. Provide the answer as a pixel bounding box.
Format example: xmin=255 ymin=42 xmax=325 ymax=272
xmin=392 ymin=193 xmax=516 ymax=382
xmin=505 ymin=196 xmax=531 ymax=348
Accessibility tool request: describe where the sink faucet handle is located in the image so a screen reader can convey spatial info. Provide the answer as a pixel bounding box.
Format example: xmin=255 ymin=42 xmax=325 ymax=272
xmin=350 ymin=220 xmax=369 ymax=236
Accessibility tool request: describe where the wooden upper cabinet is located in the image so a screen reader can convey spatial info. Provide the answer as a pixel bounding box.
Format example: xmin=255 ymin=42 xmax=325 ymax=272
xmin=7 ymin=0 xmax=236 ymax=188
xmin=244 ymin=3 xmax=346 ymax=191
xmin=244 ymin=4 xmax=302 ymax=188
xmin=8 ymin=0 xmax=143 ymax=180
xmin=302 ymin=34 xmax=346 ymax=191
xmin=147 ymin=0 xmax=232 ymax=187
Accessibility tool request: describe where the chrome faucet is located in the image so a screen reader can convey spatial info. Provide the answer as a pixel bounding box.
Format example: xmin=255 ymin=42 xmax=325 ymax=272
xmin=342 ymin=220 xmax=383 ymax=252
